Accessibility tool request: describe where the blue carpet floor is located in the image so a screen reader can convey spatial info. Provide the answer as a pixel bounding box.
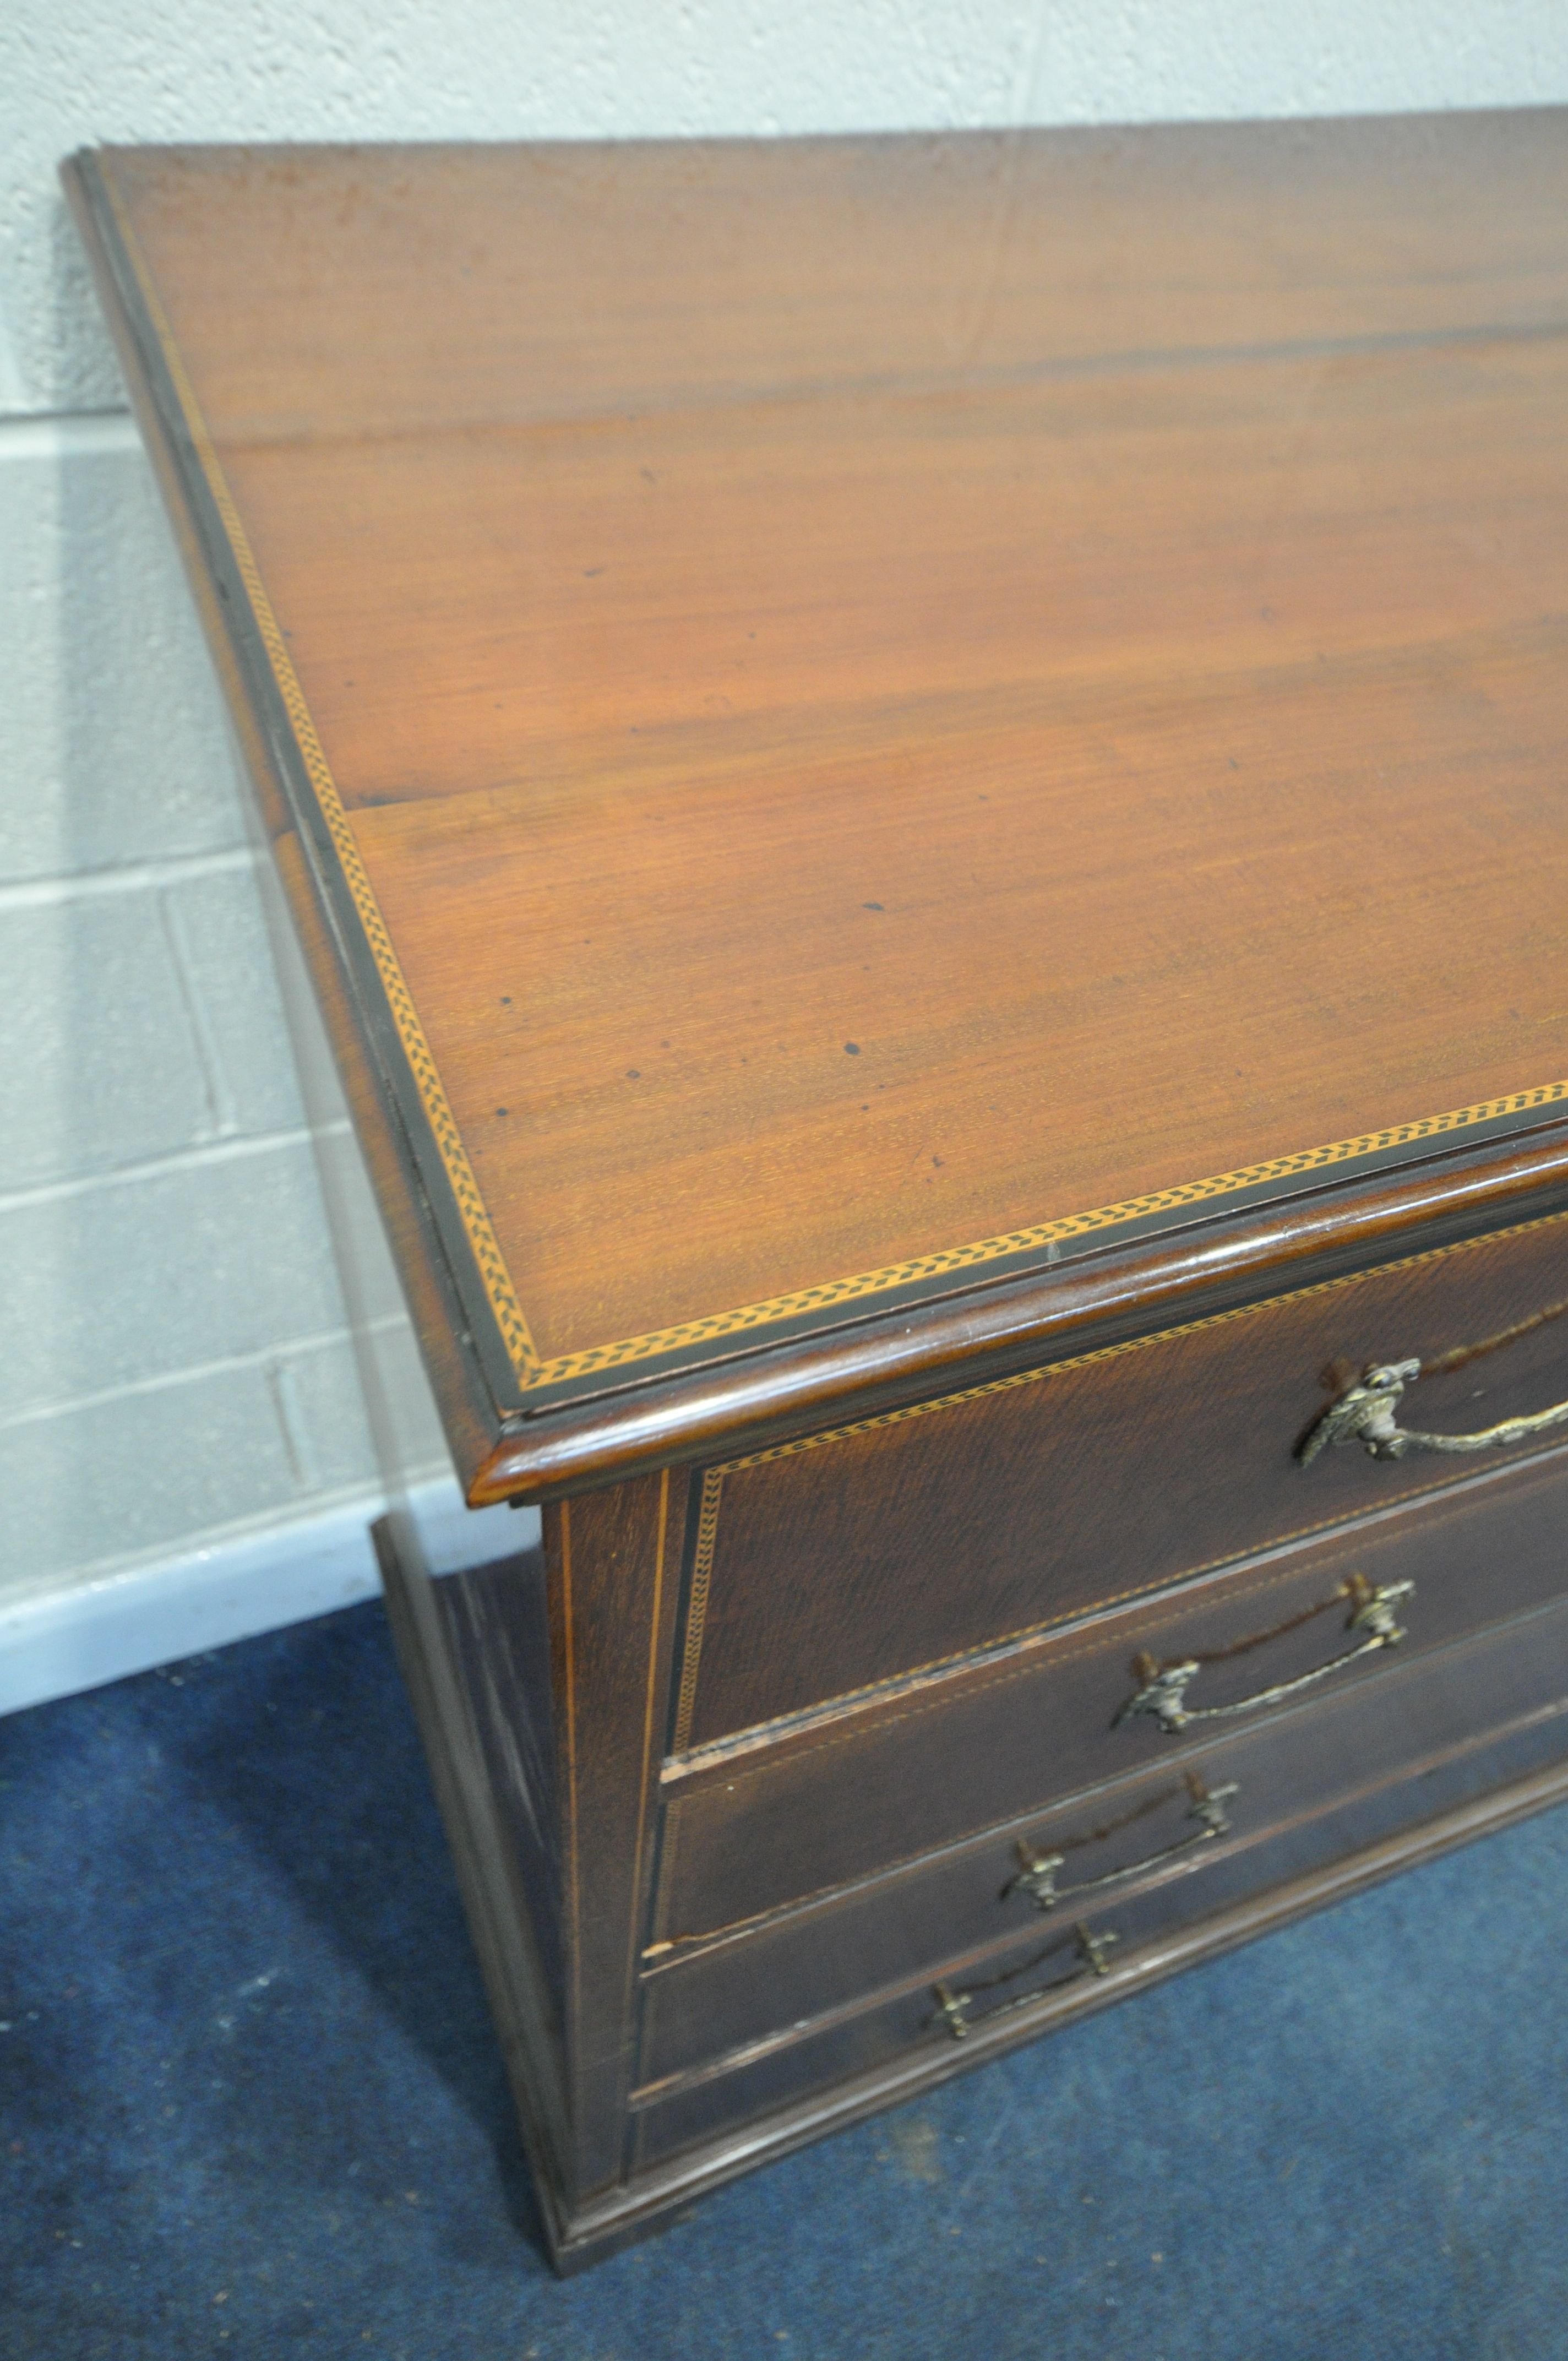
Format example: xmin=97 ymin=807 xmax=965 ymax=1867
xmin=2 ymin=1598 xmax=1566 ymax=2361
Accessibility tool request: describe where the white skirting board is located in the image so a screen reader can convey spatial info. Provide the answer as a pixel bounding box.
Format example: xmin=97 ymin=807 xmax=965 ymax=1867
xmin=0 ymin=1481 xmax=542 ymax=1720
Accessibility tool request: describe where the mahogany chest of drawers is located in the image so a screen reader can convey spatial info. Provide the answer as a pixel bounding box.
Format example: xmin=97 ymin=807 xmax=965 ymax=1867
xmin=68 ymin=110 xmax=1568 ymax=2270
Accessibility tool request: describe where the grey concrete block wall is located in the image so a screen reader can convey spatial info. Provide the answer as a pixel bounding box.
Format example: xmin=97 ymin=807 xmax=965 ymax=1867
xmin=0 ymin=1137 xmax=383 ymax=1423
xmin=2 ymin=1 xmax=1567 ymax=1631
xmin=1 ymin=418 xmax=247 ymax=875
xmin=0 ymin=1323 xmax=431 ymax=1588
xmin=0 ymin=422 xmax=440 ymax=1607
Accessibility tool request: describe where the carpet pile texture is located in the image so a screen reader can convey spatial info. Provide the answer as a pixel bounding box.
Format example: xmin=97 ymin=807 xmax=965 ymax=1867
xmin=2 ymin=1598 xmax=1565 ymax=2359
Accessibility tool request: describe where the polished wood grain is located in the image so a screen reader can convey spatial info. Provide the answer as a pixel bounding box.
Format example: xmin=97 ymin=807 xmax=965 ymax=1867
xmin=70 ymin=118 xmax=1568 ymax=1446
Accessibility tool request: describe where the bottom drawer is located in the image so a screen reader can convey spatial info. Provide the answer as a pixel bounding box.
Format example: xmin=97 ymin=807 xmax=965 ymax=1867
xmin=633 ymin=1586 xmax=1568 ymax=2151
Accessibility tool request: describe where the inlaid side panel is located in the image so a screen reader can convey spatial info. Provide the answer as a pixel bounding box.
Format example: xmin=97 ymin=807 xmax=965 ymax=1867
xmin=541 ymin=1472 xmax=687 ymax=2199
xmin=374 ymin=1518 xmax=574 ymax=2242
xmin=676 ymin=1209 xmax=1568 ymax=1745
xmin=430 ymin=1543 xmax=566 ymax=2026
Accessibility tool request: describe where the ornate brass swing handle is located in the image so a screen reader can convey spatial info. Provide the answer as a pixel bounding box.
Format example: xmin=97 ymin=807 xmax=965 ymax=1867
xmin=1298 ymin=1358 xmax=1568 ymax=1467
xmin=1115 ymin=1579 xmax=1412 ymax=1735
xmin=1002 ymin=1776 xmax=1238 ymax=1912
xmin=931 ymin=1921 xmax=1120 ymax=2042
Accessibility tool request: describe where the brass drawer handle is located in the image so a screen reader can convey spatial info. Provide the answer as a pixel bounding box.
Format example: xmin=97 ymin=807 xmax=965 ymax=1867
xmin=1003 ymin=1772 xmax=1237 ymax=1912
xmin=1115 ymin=1574 xmax=1412 ymax=1735
xmin=931 ymin=1920 xmax=1120 ymax=2042
xmin=929 ymin=1776 xmax=1235 ymax=2042
xmin=1300 ymin=1352 xmax=1568 ymax=1468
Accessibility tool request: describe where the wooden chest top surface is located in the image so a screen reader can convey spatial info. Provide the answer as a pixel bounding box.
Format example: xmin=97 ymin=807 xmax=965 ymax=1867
xmin=75 ymin=113 xmax=1568 ymax=1449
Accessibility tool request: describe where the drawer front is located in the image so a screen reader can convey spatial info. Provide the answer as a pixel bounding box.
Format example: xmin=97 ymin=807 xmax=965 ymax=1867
xmin=673 ymin=1207 xmax=1568 ymax=1748
xmin=638 ymin=1589 xmax=1568 ymax=2107
xmin=657 ymin=1444 xmax=1568 ymax=1940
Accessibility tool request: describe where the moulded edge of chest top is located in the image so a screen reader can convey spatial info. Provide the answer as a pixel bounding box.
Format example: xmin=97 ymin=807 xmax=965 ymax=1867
xmin=468 ymin=1127 xmax=1568 ymax=1508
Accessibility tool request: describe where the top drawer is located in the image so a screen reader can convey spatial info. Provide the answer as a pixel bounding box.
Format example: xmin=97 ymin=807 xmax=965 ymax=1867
xmin=674 ymin=1207 xmax=1568 ymax=1747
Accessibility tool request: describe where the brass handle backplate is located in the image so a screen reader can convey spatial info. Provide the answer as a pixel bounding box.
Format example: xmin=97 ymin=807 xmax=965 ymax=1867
xmin=1299 ymin=1358 xmax=1568 ymax=1466
xmin=1115 ymin=1576 xmax=1412 ymax=1735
